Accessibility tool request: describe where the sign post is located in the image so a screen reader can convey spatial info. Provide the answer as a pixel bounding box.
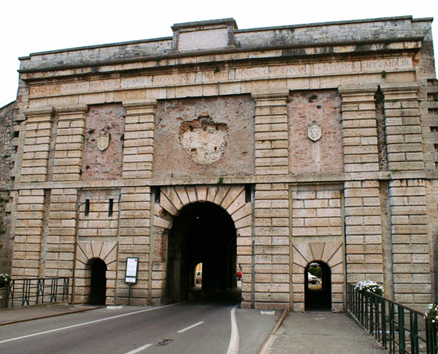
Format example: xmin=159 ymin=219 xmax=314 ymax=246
xmin=125 ymin=257 xmax=138 ymax=306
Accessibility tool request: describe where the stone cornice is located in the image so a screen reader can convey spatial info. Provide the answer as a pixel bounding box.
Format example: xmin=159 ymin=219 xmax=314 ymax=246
xmin=56 ymin=104 xmax=89 ymax=114
xmin=123 ymin=99 xmax=157 ymax=109
xmin=18 ymin=37 xmax=423 ymax=77
xmin=380 ymin=82 xmax=421 ymax=92
xmin=14 ymin=170 xmax=434 ymax=190
xmin=22 ymin=106 xmax=55 ymax=117
xmin=339 ymin=84 xmax=380 ymax=95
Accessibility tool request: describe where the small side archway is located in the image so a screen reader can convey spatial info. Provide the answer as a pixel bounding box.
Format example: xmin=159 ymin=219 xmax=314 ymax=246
xmin=89 ymin=258 xmax=107 ymax=305
xmin=292 ymin=241 xmax=344 ymax=312
xmin=305 ymin=261 xmax=331 ymax=311
xmin=74 ymin=241 xmax=117 ymax=305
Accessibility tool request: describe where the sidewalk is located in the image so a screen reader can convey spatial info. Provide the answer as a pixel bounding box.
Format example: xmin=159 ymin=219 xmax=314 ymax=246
xmin=261 ymin=311 xmax=386 ymax=354
xmin=0 ymin=303 xmax=99 ymax=326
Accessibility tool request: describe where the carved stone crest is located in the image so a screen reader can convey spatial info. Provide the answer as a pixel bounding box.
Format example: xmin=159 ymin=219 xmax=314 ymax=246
xmin=97 ymin=132 xmax=110 ymax=151
xmin=307 ymin=121 xmax=322 ymax=142
xmin=179 ymin=113 xmax=229 ymax=164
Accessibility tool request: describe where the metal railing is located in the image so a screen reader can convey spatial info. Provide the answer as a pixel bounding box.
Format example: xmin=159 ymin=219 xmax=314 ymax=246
xmin=347 ymin=283 xmax=437 ymax=354
xmin=4 ymin=277 xmax=70 ymax=308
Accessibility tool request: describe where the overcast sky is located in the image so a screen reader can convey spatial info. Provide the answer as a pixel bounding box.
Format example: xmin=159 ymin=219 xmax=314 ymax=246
xmin=1 ymin=0 xmax=436 ymax=108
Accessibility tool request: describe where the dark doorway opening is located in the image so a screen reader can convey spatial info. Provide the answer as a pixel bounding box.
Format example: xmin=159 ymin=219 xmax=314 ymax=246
xmin=305 ymin=261 xmax=331 ymax=311
xmin=166 ymin=202 xmax=238 ymax=303
xmin=89 ymin=258 xmax=107 ymax=305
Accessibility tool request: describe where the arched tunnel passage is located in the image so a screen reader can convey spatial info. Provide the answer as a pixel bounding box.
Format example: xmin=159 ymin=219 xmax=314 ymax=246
xmin=166 ymin=201 xmax=238 ymax=303
xmin=305 ymin=261 xmax=332 ymax=311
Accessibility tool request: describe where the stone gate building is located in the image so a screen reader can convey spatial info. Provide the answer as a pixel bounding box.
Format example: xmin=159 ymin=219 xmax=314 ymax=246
xmin=7 ymin=16 xmax=438 ymax=311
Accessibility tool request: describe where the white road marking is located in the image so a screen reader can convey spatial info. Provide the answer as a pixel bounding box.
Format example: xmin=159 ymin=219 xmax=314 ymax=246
xmin=0 ymin=303 xmax=179 ymax=345
xmin=226 ymin=306 xmax=239 ymax=354
xmin=124 ymin=343 xmax=152 ymax=354
xmin=177 ymin=321 xmax=204 ymax=333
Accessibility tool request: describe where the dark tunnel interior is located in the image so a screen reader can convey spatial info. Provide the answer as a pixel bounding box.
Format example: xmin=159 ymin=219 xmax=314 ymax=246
xmin=166 ymin=201 xmax=238 ymax=303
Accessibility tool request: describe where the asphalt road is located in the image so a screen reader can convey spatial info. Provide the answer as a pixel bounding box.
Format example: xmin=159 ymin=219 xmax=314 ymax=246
xmin=0 ymin=290 xmax=279 ymax=354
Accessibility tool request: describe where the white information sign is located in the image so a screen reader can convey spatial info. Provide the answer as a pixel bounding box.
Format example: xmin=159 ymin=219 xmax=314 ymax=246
xmin=125 ymin=277 xmax=136 ymax=283
xmin=125 ymin=257 xmax=138 ymax=284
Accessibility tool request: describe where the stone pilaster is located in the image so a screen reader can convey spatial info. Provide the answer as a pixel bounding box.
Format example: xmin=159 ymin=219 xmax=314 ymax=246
xmin=340 ymin=87 xmax=384 ymax=285
xmin=116 ymin=100 xmax=157 ymax=304
xmin=117 ymin=186 xmax=151 ymax=305
xmin=12 ymin=108 xmax=53 ymax=277
xmin=422 ymin=80 xmax=438 ymax=170
xmin=42 ymin=188 xmax=78 ymax=278
xmin=52 ymin=105 xmax=87 ymax=182
xmin=20 ymin=108 xmax=53 ymax=183
xmin=389 ymin=180 xmax=431 ymax=307
xmin=381 ymin=84 xmax=431 ymax=307
xmin=343 ymin=181 xmax=384 ymax=284
xmin=253 ymin=94 xmax=290 ymax=310
xmin=340 ymin=85 xmax=379 ymax=173
xmin=382 ymin=84 xmax=424 ymax=172
xmin=12 ymin=188 xmax=46 ymax=277
xmin=42 ymin=106 xmax=87 ymax=278
xmin=254 ymin=94 xmax=289 ymax=175
xmin=122 ymin=100 xmax=157 ymax=179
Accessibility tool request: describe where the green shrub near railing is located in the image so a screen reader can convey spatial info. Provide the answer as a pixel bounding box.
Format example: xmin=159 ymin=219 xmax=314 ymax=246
xmin=0 ymin=273 xmax=11 ymax=288
xmin=354 ymin=279 xmax=384 ymax=296
xmin=0 ymin=274 xmax=11 ymax=308
xmin=425 ymin=305 xmax=438 ymax=353
xmin=347 ymin=283 xmax=436 ymax=354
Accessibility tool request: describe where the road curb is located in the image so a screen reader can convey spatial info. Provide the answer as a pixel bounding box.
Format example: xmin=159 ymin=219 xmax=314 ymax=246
xmin=257 ymin=309 xmax=288 ymax=354
xmin=0 ymin=306 xmax=101 ymax=327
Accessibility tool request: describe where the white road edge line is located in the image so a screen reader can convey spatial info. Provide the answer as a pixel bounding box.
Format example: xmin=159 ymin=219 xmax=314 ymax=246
xmin=0 ymin=303 xmax=179 ymax=345
xmin=226 ymin=306 xmax=239 ymax=354
xmin=177 ymin=321 xmax=204 ymax=333
xmin=124 ymin=343 xmax=152 ymax=354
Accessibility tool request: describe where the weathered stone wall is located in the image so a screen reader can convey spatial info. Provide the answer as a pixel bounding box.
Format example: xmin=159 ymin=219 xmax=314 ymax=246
xmin=154 ymin=95 xmax=255 ymax=179
xmin=0 ymin=101 xmax=17 ymax=275
xmin=427 ymin=179 xmax=438 ymax=303
xmin=288 ymin=90 xmax=343 ymax=174
xmin=291 ymin=184 xmax=342 ymax=239
xmin=0 ymin=190 xmax=11 ymax=275
xmin=425 ymin=80 xmax=438 ymax=302
xmin=8 ymin=16 xmax=437 ymax=311
xmin=0 ymin=102 xmax=16 ymax=185
xmin=81 ymin=104 xmax=125 ymax=181
xmin=78 ymin=189 xmax=121 ymax=238
xmin=290 ymin=184 xmax=344 ymax=311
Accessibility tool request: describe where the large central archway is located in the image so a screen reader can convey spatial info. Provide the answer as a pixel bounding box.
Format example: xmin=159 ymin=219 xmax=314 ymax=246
xmin=166 ymin=201 xmax=237 ymax=303
xmin=152 ymin=185 xmax=253 ymax=306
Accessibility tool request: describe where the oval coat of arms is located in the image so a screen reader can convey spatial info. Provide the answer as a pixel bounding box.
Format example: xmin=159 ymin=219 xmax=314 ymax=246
xmin=97 ymin=132 xmax=110 ymax=151
xmin=307 ymin=122 xmax=322 ymax=142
